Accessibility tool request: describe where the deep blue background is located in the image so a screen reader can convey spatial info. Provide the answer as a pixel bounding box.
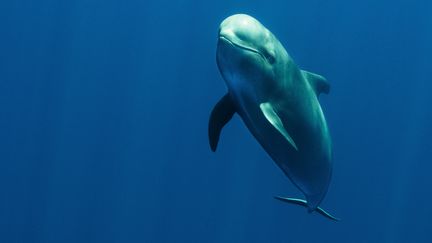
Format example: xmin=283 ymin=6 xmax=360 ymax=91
xmin=1 ymin=0 xmax=431 ymax=242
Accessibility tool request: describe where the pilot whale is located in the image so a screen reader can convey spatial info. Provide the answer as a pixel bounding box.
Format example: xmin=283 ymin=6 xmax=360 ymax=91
xmin=209 ymin=14 xmax=339 ymax=220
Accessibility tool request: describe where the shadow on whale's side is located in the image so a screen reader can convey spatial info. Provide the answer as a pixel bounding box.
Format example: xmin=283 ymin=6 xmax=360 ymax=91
xmin=209 ymin=14 xmax=339 ymax=221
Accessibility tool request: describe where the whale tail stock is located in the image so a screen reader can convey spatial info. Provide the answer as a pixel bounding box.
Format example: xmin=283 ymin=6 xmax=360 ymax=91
xmin=274 ymin=196 xmax=340 ymax=221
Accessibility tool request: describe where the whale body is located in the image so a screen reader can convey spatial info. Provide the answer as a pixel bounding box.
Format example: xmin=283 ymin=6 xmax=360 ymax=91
xmin=209 ymin=14 xmax=338 ymax=220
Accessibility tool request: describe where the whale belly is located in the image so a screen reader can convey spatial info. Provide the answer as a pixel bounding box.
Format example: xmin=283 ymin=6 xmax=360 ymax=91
xmin=233 ymin=92 xmax=332 ymax=209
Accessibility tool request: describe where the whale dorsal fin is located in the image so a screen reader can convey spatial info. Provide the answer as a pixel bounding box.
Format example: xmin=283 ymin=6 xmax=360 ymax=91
xmin=259 ymin=102 xmax=298 ymax=151
xmin=301 ymin=70 xmax=330 ymax=96
xmin=208 ymin=93 xmax=236 ymax=152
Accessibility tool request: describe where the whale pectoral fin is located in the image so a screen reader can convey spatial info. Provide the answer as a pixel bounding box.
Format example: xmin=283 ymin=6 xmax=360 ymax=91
xmin=208 ymin=93 xmax=236 ymax=152
xmin=301 ymin=70 xmax=330 ymax=96
xmin=259 ymin=102 xmax=298 ymax=151
xmin=274 ymin=196 xmax=340 ymax=221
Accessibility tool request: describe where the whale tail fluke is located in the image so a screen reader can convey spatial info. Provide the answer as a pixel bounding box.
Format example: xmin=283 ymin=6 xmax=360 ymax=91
xmin=274 ymin=196 xmax=340 ymax=221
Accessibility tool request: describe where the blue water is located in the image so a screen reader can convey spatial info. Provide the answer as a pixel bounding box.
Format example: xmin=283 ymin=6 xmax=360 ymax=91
xmin=1 ymin=0 xmax=431 ymax=242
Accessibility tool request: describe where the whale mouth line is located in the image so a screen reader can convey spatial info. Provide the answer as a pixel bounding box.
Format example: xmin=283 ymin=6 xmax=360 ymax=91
xmin=219 ymin=35 xmax=265 ymax=60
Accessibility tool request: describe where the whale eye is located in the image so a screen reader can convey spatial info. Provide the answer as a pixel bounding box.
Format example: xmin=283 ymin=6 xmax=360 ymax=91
xmin=264 ymin=51 xmax=275 ymax=64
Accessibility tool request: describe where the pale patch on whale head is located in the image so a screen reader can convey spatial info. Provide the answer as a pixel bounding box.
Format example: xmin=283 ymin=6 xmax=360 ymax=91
xmin=216 ymin=14 xmax=286 ymax=93
xmin=218 ymin=14 xmax=277 ymax=64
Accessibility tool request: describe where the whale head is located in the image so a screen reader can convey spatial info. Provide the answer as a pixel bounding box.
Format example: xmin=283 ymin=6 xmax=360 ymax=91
xmin=216 ymin=14 xmax=291 ymax=95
